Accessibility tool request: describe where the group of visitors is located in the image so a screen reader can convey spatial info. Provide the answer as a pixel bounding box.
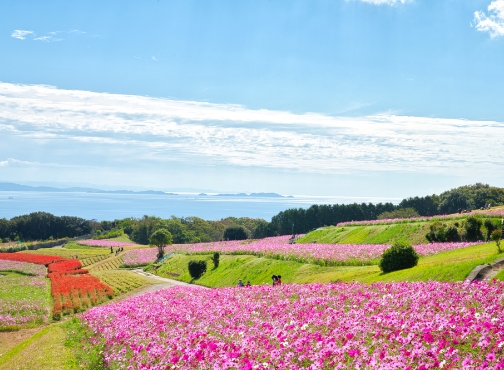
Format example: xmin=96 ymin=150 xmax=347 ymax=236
xmin=236 ymin=275 xmax=283 ymax=288
xmin=111 ymin=246 xmax=124 ymax=255
xmin=236 ymin=279 xmax=251 ymax=287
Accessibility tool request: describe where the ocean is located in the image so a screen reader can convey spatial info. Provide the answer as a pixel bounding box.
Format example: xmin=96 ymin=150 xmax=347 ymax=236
xmin=0 ymin=192 xmax=401 ymax=221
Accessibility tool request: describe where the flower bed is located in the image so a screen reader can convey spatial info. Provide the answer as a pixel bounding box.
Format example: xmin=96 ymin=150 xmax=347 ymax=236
xmin=81 ymin=281 xmax=504 ymax=369
xmin=49 ymin=272 xmax=113 ymax=318
xmin=142 ymin=237 xmax=483 ymax=266
xmin=77 ymin=240 xmax=138 ymax=248
xmin=0 ymin=253 xmax=66 ymax=266
xmin=0 ymin=253 xmax=113 ymax=319
xmin=0 ymin=276 xmax=50 ymax=329
xmin=336 ymin=209 xmax=504 ymax=227
xmin=0 ymin=260 xmax=47 ymax=276
xmin=122 ymin=248 xmax=158 ymax=267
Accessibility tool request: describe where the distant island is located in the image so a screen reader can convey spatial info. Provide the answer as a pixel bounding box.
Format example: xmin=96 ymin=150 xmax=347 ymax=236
xmin=0 ymin=182 xmax=175 ymax=196
xmin=0 ymin=182 xmax=293 ymax=198
xmin=199 ymin=192 xmax=293 ymax=198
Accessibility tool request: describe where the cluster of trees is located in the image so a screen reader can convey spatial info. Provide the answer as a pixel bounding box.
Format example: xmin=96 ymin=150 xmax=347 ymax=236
xmin=257 ymin=183 xmax=504 ymax=237
xmin=0 ymin=212 xmax=92 ymax=242
xmin=426 ymin=216 xmax=504 ymax=243
xmin=399 ymin=183 xmax=504 ymax=216
xmin=113 ymin=216 xmax=266 ymax=245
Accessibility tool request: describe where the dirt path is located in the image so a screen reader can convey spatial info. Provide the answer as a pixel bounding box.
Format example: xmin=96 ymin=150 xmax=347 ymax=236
xmin=106 ymin=269 xmax=207 ymax=303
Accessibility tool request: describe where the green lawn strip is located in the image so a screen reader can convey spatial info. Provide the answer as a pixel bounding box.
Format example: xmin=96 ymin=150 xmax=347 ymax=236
xmin=0 ymin=324 xmax=78 ymax=369
xmin=149 ymin=243 xmax=504 ymax=287
xmin=297 ymin=222 xmax=432 ymax=245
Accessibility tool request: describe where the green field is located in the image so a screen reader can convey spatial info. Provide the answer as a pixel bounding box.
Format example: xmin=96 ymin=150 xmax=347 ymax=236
xmin=88 ymin=256 xmax=125 ymax=272
xmin=148 ymin=242 xmax=504 ymax=287
xmin=91 ymin=270 xmax=158 ymax=295
xmin=297 ymin=222 xmax=432 ymax=245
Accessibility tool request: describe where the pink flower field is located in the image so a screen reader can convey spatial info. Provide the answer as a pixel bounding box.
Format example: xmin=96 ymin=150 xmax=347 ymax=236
xmin=82 ymin=281 xmax=504 ymax=369
xmin=77 ymin=240 xmax=138 ymax=248
xmin=0 ymin=260 xmax=47 ymax=276
xmin=122 ymin=236 xmax=484 ymax=266
xmin=122 ymin=248 xmax=159 ymax=267
xmin=336 ymin=209 xmax=504 ymax=227
xmin=0 ymin=275 xmax=50 ymax=328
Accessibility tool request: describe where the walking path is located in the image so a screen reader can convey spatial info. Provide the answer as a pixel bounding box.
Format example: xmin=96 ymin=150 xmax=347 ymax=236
xmin=128 ymin=268 xmax=208 ymax=297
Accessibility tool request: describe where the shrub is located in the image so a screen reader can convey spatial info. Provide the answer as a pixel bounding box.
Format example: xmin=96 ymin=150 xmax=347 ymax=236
xmin=491 ymin=229 xmax=502 ymax=253
xmin=426 ymin=223 xmax=459 ymax=242
xmin=212 ymin=252 xmax=220 ymax=268
xmin=223 ymin=226 xmax=248 ymax=241
xmin=188 ymin=260 xmax=207 ymax=279
xmin=379 ymin=242 xmax=419 ymax=273
xmin=464 ymin=216 xmax=483 ymax=241
xmin=484 ymin=219 xmax=499 ymax=241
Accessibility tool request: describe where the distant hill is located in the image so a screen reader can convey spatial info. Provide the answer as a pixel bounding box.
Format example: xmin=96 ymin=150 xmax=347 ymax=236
xmin=0 ymin=182 xmax=173 ymax=196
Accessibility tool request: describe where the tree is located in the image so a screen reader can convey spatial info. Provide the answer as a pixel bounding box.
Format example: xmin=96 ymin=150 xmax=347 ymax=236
xmin=223 ymin=226 xmax=248 ymax=240
xmin=491 ymin=229 xmax=502 ymax=253
xmin=149 ymin=228 xmax=173 ymax=259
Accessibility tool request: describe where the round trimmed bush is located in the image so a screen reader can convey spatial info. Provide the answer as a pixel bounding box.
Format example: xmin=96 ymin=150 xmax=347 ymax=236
xmin=188 ymin=260 xmax=207 ymax=279
xmin=379 ymin=242 xmax=419 ymax=273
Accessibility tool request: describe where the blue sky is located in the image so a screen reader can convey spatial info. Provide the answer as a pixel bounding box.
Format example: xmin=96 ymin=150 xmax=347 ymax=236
xmin=1 ymin=0 xmax=504 ymax=197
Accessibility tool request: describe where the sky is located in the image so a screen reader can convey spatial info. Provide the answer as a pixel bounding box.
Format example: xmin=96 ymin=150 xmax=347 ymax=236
xmin=1 ymin=0 xmax=504 ymax=198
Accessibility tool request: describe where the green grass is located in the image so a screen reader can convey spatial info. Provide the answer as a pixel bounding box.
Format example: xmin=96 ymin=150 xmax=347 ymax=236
xmin=298 ymin=222 xmax=433 ymax=245
xmin=88 ymin=256 xmax=124 ymax=272
xmin=91 ymin=270 xmax=157 ymax=295
xmin=149 ymin=242 xmax=504 ymax=287
xmin=494 ymin=269 xmax=504 ymax=281
xmin=0 ymin=325 xmax=79 ymax=370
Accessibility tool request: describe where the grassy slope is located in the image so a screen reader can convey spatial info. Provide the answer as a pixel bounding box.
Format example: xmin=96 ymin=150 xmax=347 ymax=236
xmin=0 ymin=325 xmax=77 ymax=370
xmin=91 ymin=270 xmax=158 ymax=296
xmin=151 ymin=242 xmax=503 ymax=287
xmin=297 ymin=223 xmax=432 ymax=245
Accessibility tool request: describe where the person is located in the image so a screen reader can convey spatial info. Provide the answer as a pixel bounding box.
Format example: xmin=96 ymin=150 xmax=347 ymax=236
xmin=276 ymin=275 xmax=282 ymax=286
xmin=237 ymin=279 xmax=244 ymax=287
xmin=272 ymin=275 xmax=278 ymax=286
xmin=246 ymin=281 xmax=251 ymax=287
xmin=110 ymin=246 xmax=113 ymax=254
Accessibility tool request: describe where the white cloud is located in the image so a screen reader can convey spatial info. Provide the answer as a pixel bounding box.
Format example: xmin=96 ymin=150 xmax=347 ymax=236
xmin=33 ymin=35 xmax=62 ymax=42
xmin=11 ymin=30 xmax=34 ymax=40
xmin=0 ymin=82 xmax=503 ymax=176
xmin=356 ymin=0 xmax=409 ymax=5
xmin=152 ymin=56 xmax=158 ymax=61
xmin=474 ymin=0 xmax=504 ymax=38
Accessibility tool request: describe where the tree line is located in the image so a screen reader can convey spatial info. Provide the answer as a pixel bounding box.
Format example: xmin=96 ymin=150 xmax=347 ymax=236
xmin=0 ymin=212 xmax=93 ymax=242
